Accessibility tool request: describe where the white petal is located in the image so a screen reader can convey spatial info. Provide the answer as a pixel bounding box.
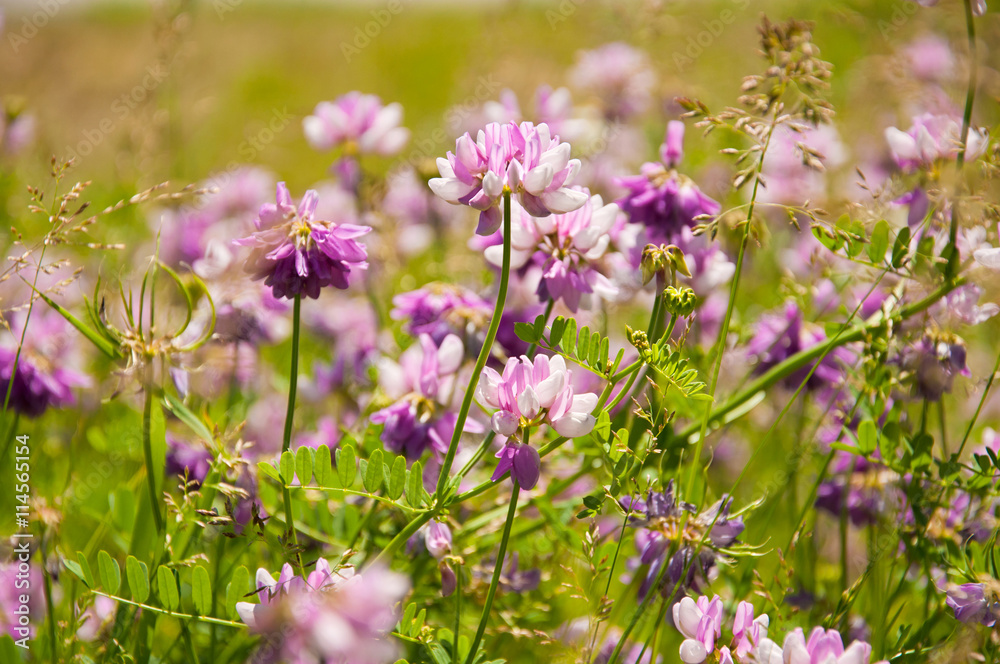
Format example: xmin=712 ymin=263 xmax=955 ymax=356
xmin=429 ymin=177 xmax=474 ymax=203
xmin=437 ymin=335 xmax=464 ymax=375
xmin=534 ymin=372 xmax=566 ymax=409
xmin=551 ymin=412 xmax=596 ymax=438
xmin=541 ymin=187 xmax=588 ymax=213
xmin=517 ymin=385 xmax=541 ymax=419
xmin=679 ymin=639 xmax=708 ymax=664
xmin=523 ymin=164 xmax=555 ymax=195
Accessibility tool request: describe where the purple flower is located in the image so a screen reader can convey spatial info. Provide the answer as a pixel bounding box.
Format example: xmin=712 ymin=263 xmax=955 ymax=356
xmin=429 ymin=121 xmax=589 ymax=235
xmin=885 ymin=113 xmax=988 ymax=172
xmin=0 ymin=561 xmax=45 ymax=640
xmin=946 ymin=583 xmax=997 ymax=626
xmin=569 ymin=42 xmax=655 ymax=120
xmin=424 ymin=520 xmax=453 ymax=559
xmin=902 ymin=333 xmax=969 ymax=401
xmin=731 ymin=601 xmax=770 ymax=660
xmin=165 ymin=434 xmax=213 ymax=486
xmin=615 ymin=124 xmax=721 ymax=243
xmin=747 ymin=302 xmax=855 ymax=395
xmin=782 ymin=627 xmax=875 ymax=664
xmin=815 ymin=451 xmax=900 ymax=526
xmin=303 ymin=91 xmax=410 ymax=156
xmin=235 ymin=182 xmax=371 ymax=300
xmin=903 ymin=35 xmax=955 ymax=81
xmin=0 ymin=111 xmax=36 ymax=157
xmin=237 ymin=562 xmax=409 ymax=664
xmin=0 ymin=310 xmax=90 ymax=418
xmin=485 ymin=193 xmax=620 ymax=312
xmin=390 ymin=284 xmax=492 ymax=346
xmin=671 ymin=595 xmax=723 ymax=664
xmin=371 ymin=334 xmax=483 ymax=461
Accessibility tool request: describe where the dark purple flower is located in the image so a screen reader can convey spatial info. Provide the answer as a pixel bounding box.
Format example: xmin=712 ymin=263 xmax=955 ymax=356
xmin=165 ymin=434 xmax=213 ymax=486
xmin=946 ymin=583 xmax=997 ymax=626
xmin=390 ymin=284 xmax=492 ymax=346
xmin=235 ymin=182 xmax=371 ymax=300
xmin=492 ymin=441 xmax=541 ymax=490
xmin=901 ymin=333 xmax=969 ymax=401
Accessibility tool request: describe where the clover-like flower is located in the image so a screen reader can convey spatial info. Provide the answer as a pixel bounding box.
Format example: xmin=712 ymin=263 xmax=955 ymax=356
xmin=946 ymin=582 xmax=998 ymax=626
xmin=485 ymin=192 xmax=620 ymax=312
xmin=476 ymin=354 xmax=598 ymax=489
xmin=884 ymin=112 xmax=987 ymax=172
xmin=672 ymin=595 xmax=723 ymax=664
xmin=303 ymin=91 xmax=410 ymax=156
xmin=429 ymin=121 xmax=589 ymax=235
xmin=782 ymin=627 xmax=875 ymax=664
xmin=235 ymin=182 xmax=371 ymax=300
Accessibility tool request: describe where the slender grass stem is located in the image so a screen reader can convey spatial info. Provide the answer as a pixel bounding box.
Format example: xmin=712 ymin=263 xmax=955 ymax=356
xmin=436 ymin=191 xmax=513 ymax=501
xmin=142 ymin=385 xmax=164 ymax=534
xmin=281 ymin=295 xmax=303 ymax=570
xmin=464 ymin=479 xmax=521 ymax=664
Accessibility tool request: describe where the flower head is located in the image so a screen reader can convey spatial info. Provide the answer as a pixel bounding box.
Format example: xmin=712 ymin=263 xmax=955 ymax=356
xmin=391 ymin=283 xmax=492 ymax=346
xmin=303 ymin=91 xmax=410 ymax=156
xmin=235 ymin=182 xmax=371 ymax=299
xmin=946 ymin=583 xmax=998 ymax=626
xmin=485 ymin=192 xmax=620 ymax=311
xmin=782 ymin=627 xmax=874 ymax=664
xmin=885 ymin=113 xmax=988 ymax=172
xmin=672 ymin=595 xmax=724 ymax=664
xmin=430 ymin=121 xmax=588 ymax=235
xmin=569 ymin=42 xmax=655 ymax=120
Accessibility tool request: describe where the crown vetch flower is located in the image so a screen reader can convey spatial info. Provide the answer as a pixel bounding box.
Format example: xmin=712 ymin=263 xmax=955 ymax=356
xmin=782 ymin=627 xmax=875 ymax=664
xmin=429 ymin=121 xmax=589 ymax=235
xmin=235 ymin=182 xmax=371 ymax=300
xmin=237 ymin=561 xmax=408 ymax=664
xmin=371 ymin=334 xmax=483 ymax=461
xmin=569 ymin=42 xmax=655 ymax=120
xmin=390 ymin=283 xmax=492 ymax=346
xmin=672 ymin=595 xmax=724 ymax=664
xmin=884 ymin=113 xmax=988 ymax=172
xmin=476 ymin=354 xmax=598 ymax=489
xmin=484 ymin=193 xmax=620 ymax=312
xmin=615 ymin=123 xmax=721 ymax=243
xmin=303 ymin=91 xmax=410 ymax=156
xmin=946 ymin=583 xmax=997 ymax=626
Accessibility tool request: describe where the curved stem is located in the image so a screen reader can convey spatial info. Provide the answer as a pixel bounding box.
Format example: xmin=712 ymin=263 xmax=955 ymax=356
xmin=948 ymin=0 xmax=978 ymax=279
xmin=464 ymin=479 xmax=521 ymax=664
xmin=436 ymin=191 xmax=512 ymax=501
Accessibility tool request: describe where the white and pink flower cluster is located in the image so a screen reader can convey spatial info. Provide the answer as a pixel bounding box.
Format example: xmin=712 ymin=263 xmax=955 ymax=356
xmin=672 ymin=594 xmax=886 ymax=664
xmin=476 ymin=354 xmax=598 ymax=489
xmin=430 ymin=121 xmax=589 ymax=235
xmin=236 ymin=560 xmax=409 ymax=664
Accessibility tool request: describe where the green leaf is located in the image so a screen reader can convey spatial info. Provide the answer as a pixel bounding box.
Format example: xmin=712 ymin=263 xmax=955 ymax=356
xmin=563 ymin=318 xmax=577 ymax=352
xmin=338 ymin=445 xmax=357 ymax=488
xmin=27 ymin=286 xmax=122 ymax=359
xmin=314 ymin=445 xmax=334 ymax=486
xmin=812 ymin=225 xmax=841 ymax=252
xmin=406 ymin=461 xmax=424 ymax=507
xmin=279 ymin=450 xmax=295 ymax=484
xmin=63 ymin=558 xmax=87 ymax=586
xmin=388 ymin=456 xmax=406 ymax=500
xmin=156 ymin=566 xmax=179 ymax=612
xmin=857 ymin=420 xmax=877 ymax=455
xmin=513 ymin=321 xmax=541 ymax=345
xmin=593 ymin=410 xmax=611 ymax=442
xmin=98 ymin=551 xmax=121 ymax=594
xmin=891 ymin=227 xmax=911 ymax=268
xmin=126 ymin=555 xmax=150 ymax=603
xmin=295 ymin=446 xmax=314 ymax=485
xmin=549 ymin=317 xmax=566 ymax=347
xmin=364 ymin=449 xmax=385 ymax=493
xmin=162 ymin=392 xmax=214 ymax=444
xmin=401 ymin=602 xmax=416 ymax=635
xmin=191 ymin=566 xmax=212 ymax=615
xmin=578 ymin=327 xmax=591 ymax=360
xmin=869 ymin=220 xmax=889 ymax=263
xmin=77 ymin=552 xmax=96 ymax=588
xmin=226 ymin=566 xmax=250 ymax=620
xmin=257 ymin=461 xmax=281 ymax=484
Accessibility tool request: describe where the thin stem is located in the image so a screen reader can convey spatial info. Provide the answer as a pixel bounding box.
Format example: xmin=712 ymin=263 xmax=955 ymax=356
xmin=436 ymin=190 xmax=513 ymax=501
xmin=684 ymin=109 xmax=778 ymax=500
xmin=947 ymin=0 xmax=978 ymax=278
xmin=282 ymin=295 xmax=302 ymax=454
xmin=957 ymin=343 xmax=1000 ymax=457
xmin=526 ymin=298 xmax=556 ymax=357
xmin=281 ymin=295 xmax=303 ymax=570
xmin=453 ymin=564 xmax=463 ymax=658
xmin=142 ymin=385 xmax=164 ymax=534
xmin=464 ymin=479 xmax=521 ymax=664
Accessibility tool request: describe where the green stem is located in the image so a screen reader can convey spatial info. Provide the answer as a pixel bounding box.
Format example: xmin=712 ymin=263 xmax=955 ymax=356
xmin=436 ymin=190 xmax=512 ymax=501
xmin=948 ymin=0 xmax=978 ymax=278
xmin=464 ymin=479 xmax=521 ymax=664
xmin=956 ymin=343 xmax=1000 ymax=457
xmin=281 ymin=295 xmax=303 ymax=570
xmin=526 ymin=298 xmax=556 ymax=357
xmin=142 ymin=386 xmax=164 ymax=534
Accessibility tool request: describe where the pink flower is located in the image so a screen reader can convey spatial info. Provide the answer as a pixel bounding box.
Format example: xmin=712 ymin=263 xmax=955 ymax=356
xmin=303 ymin=91 xmax=410 ymax=156
xmin=476 ymin=354 xmax=599 ymax=488
xmin=569 ymin=42 xmax=655 ymax=120
xmin=782 ymin=627 xmax=874 ymax=664
xmin=429 ymin=121 xmax=589 ymax=235
xmin=485 ymin=192 xmax=620 ymax=312
xmin=884 ymin=113 xmax=987 ymax=171
xmin=235 ymin=182 xmax=371 ymax=299
xmin=731 ymin=601 xmax=769 ymax=659
xmin=672 ymin=595 xmax=724 ymax=664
